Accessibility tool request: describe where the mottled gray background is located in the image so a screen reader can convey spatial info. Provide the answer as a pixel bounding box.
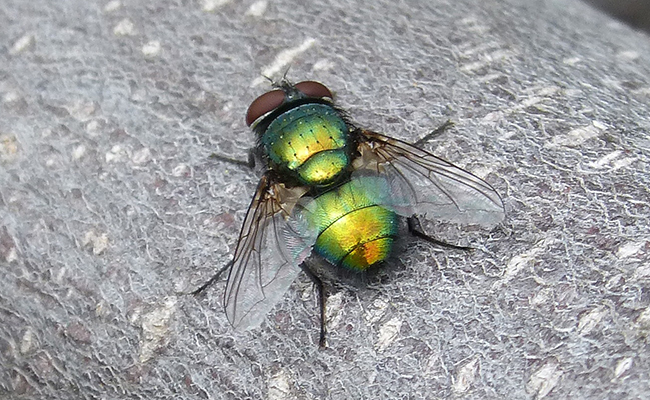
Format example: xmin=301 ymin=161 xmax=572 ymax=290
xmin=585 ymin=0 xmax=650 ymax=32
xmin=2 ymin=0 xmax=650 ymax=399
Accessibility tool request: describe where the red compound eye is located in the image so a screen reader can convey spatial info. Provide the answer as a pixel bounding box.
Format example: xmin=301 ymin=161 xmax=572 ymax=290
xmin=295 ymin=81 xmax=333 ymax=99
xmin=245 ymin=89 xmax=285 ymax=126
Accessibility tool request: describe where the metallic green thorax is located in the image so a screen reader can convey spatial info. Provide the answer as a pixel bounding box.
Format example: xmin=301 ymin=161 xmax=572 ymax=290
xmin=261 ymin=103 xmax=351 ymax=185
xmin=261 ymin=100 xmax=400 ymax=271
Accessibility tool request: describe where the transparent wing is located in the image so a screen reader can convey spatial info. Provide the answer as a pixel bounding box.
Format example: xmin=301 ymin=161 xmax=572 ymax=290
xmin=355 ymin=130 xmax=505 ymax=226
xmin=223 ymin=174 xmax=315 ymax=330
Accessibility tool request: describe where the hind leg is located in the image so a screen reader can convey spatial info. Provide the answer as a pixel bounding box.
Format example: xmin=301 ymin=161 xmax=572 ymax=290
xmin=299 ymin=263 xmax=328 ymax=348
xmin=407 ymin=216 xmax=473 ymax=251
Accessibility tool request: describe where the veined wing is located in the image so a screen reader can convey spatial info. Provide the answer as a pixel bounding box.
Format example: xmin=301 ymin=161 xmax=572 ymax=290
xmin=224 ymin=174 xmax=314 ymax=330
xmin=355 ymin=130 xmax=505 ymax=226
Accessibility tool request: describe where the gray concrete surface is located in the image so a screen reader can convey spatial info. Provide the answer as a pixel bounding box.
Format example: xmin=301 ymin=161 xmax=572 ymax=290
xmin=2 ymin=0 xmax=650 ymax=399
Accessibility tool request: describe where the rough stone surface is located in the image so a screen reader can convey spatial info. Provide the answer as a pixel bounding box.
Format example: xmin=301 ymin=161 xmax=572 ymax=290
xmin=1 ymin=0 xmax=649 ymax=399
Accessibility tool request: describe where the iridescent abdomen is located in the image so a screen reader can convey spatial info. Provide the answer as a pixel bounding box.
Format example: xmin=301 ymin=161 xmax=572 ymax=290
xmin=262 ymin=103 xmax=350 ymax=185
xmin=300 ymin=176 xmax=400 ymax=271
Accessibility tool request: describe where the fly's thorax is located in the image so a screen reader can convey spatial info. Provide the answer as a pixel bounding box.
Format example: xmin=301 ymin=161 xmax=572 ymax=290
xmin=260 ymin=102 xmax=352 ymax=186
xmin=294 ymin=175 xmax=400 ymax=271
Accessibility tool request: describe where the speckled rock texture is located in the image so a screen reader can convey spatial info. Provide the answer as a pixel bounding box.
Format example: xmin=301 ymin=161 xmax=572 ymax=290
xmin=1 ymin=0 xmax=649 ymax=399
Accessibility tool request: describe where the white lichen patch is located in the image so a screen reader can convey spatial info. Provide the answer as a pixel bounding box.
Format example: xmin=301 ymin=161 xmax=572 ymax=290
xmin=72 ymin=145 xmax=87 ymax=160
xmin=364 ymin=298 xmax=389 ymax=324
xmin=82 ymin=231 xmax=109 ymax=255
xmin=202 ymin=0 xmax=231 ymax=12
xmin=104 ymin=0 xmax=121 ymax=12
xmin=375 ymin=317 xmax=402 ymax=352
xmin=142 ymin=40 xmax=161 ymax=58
xmin=616 ymin=241 xmax=645 ymax=259
xmin=252 ymin=38 xmax=317 ymax=87
xmin=312 ymin=58 xmax=336 ymax=72
xmin=494 ymin=238 xmax=557 ymax=289
xmin=94 ymin=300 xmax=109 ymax=318
xmin=530 ymin=288 xmax=553 ymax=306
xmin=563 ymin=57 xmax=582 ymax=65
xmin=617 ymin=50 xmax=639 ymax=60
xmin=10 ymin=33 xmax=34 ymax=55
xmin=132 ymin=147 xmax=152 ymax=164
xmin=613 ymin=357 xmax=633 ymax=381
xmin=324 ymin=291 xmax=344 ymax=329
xmin=65 ymin=99 xmax=96 ymax=121
xmin=453 ymin=357 xmax=480 ymax=394
xmin=105 ymin=145 xmax=129 ymax=163
xmin=610 ymin=157 xmax=636 ymax=171
xmin=527 ymin=360 xmax=562 ymax=399
xmin=459 ymin=48 xmax=514 ymax=72
xmin=267 ymin=369 xmax=295 ymax=400
xmin=635 ymin=306 xmax=650 ymax=329
xmin=85 ymin=120 xmax=103 ymax=136
xmin=547 ymin=121 xmax=605 ymax=148
xmin=634 ymin=264 xmax=650 ymax=279
xmin=584 ymin=151 xmax=636 ymax=173
xmin=588 ymin=151 xmax=623 ymax=168
xmin=20 ymin=328 xmax=36 ymax=354
xmin=172 ymin=163 xmax=192 ymax=177
xmin=139 ymin=297 xmax=178 ymax=363
xmin=113 ymin=18 xmax=136 ymax=36
xmin=3 ymin=246 xmax=18 ymax=263
xmin=0 ymin=134 xmax=19 ymax=163
xmin=3 ymin=91 xmax=21 ymax=104
xmin=577 ymin=306 xmax=606 ymax=335
xmin=470 ymin=165 xmax=496 ymax=179
xmin=245 ymin=0 xmax=267 ymax=17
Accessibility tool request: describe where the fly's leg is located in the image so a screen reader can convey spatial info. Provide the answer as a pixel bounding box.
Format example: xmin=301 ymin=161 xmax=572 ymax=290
xmin=192 ymin=148 xmax=256 ymax=294
xmin=209 ymin=148 xmax=257 ymax=169
xmin=191 ymin=261 xmax=233 ymax=296
xmin=300 ymin=263 xmax=327 ymax=347
xmin=407 ymin=216 xmax=473 ymax=251
xmin=413 ymin=120 xmax=454 ymax=147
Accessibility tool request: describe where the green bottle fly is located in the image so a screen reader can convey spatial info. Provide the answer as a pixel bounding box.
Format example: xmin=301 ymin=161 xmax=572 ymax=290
xmin=196 ymin=80 xmax=506 ymax=347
